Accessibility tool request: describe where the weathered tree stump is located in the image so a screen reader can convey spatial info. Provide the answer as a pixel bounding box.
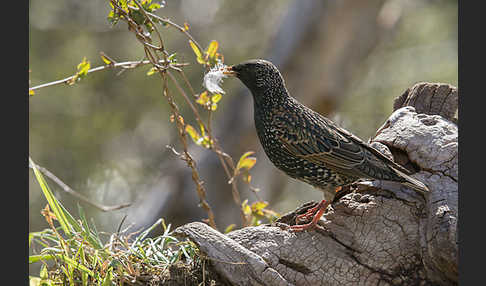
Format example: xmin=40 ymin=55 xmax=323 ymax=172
xmin=173 ymin=82 xmax=458 ymax=286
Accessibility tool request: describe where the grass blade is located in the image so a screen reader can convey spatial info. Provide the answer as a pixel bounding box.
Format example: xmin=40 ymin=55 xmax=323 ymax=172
xmin=30 ymin=157 xmax=72 ymax=236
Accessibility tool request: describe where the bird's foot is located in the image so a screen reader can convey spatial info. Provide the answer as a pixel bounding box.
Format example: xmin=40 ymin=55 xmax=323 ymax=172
xmin=290 ymin=199 xmax=330 ymax=232
xmin=295 ymin=202 xmax=322 ymax=223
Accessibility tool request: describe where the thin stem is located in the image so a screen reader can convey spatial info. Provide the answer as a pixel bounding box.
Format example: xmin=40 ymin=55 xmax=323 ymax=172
xmin=103 ymin=2 xmax=250 ymax=227
xmin=166 ymin=71 xmax=207 ymax=130
xmin=146 ymin=12 xmax=205 ymax=56
xmin=133 ymin=0 xmax=168 ymax=62
xmin=168 ymin=71 xmax=246 ymax=225
xmin=29 ymin=59 xmax=187 ymax=92
xmin=159 ymin=71 xmax=217 ymax=229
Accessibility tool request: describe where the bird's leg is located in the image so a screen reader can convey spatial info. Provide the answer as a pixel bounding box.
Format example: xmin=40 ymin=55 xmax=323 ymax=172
xmin=295 ymin=186 xmax=341 ymax=223
xmin=295 ymin=201 xmax=324 ymax=223
xmin=290 ymin=199 xmax=330 ymax=232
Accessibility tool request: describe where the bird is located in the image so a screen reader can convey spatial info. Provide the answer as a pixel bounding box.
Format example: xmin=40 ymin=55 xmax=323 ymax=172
xmin=223 ymin=59 xmax=429 ymax=232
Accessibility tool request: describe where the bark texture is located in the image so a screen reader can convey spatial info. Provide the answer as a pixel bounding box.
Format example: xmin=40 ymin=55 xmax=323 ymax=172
xmin=173 ymin=82 xmax=458 ymax=286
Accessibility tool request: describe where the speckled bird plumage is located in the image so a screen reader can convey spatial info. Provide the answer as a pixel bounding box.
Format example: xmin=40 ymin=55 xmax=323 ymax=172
xmin=228 ymin=59 xmax=429 ymax=196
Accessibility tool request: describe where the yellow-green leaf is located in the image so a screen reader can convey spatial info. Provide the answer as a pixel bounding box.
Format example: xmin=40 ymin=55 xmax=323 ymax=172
xmin=240 ymin=158 xmax=256 ymax=170
xmin=146 ymin=67 xmax=157 ymax=76
xmin=30 ymin=157 xmax=72 ymax=236
xmin=100 ymin=54 xmax=112 ymax=65
xmin=224 ymin=224 xmax=236 ymax=234
xmin=206 ymin=40 xmax=219 ymax=59
xmin=101 ymin=267 xmax=114 ymax=286
xmin=196 ymin=91 xmax=210 ymax=106
xmin=211 ymin=93 xmax=222 ymax=103
xmin=238 ymin=151 xmax=255 ymax=161
xmin=119 ymin=0 xmax=129 ymax=13
xmin=29 ymin=254 xmax=56 ymax=264
xmin=148 ymin=3 xmax=161 ymax=11
xmin=242 ymin=199 xmax=251 ymax=216
xmin=236 ymin=151 xmax=257 ymax=171
xmin=189 ymin=40 xmax=205 ymax=64
xmin=199 ymin=122 xmax=206 ymax=137
xmin=40 ymin=264 xmax=48 ymax=279
xmin=185 ymin=124 xmax=201 ymax=143
xmin=77 ymin=57 xmax=90 ymax=76
xmin=200 ymin=136 xmax=213 ymax=149
xmin=251 ymin=201 xmax=268 ymax=216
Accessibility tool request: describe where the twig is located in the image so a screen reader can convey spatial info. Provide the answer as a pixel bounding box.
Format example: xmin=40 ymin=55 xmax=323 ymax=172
xmin=29 ymin=59 xmax=188 ymax=92
xmin=29 ymin=159 xmax=132 ymax=212
xmin=169 ymin=70 xmax=247 ymax=225
xmin=159 ymin=72 xmax=218 ymax=229
xmin=132 ymin=0 xmax=168 ymax=62
xmin=112 ymin=2 xmax=220 ymax=229
xmin=102 ymin=2 xmax=250 ymax=228
xmin=146 ymin=12 xmax=205 ymax=58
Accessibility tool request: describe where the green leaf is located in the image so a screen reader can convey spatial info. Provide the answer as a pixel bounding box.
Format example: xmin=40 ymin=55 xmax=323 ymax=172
xmin=77 ymin=57 xmax=90 ymax=76
xmin=101 ymin=267 xmax=114 ymax=286
xmin=238 ymin=157 xmax=256 ymax=170
xmin=195 ymin=91 xmax=210 ymax=106
xmin=200 ymin=136 xmax=213 ymax=148
xmin=211 ymin=93 xmax=222 ymax=103
xmin=77 ymin=204 xmax=103 ymax=249
xmin=206 ymin=40 xmax=219 ymax=60
xmin=29 ymin=254 xmax=55 ymax=264
xmin=148 ymin=3 xmax=161 ymax=11
xmin=168 ymin=52 xmax=177 ymax=62
xmin=107 ymin=10 xmax=118 ymax=25
xmin=100 ymin=54 xmax=112 ymax=65
xmin=146 ymin=67 xmax=157 ymax=76
xmin=40 ymin=264 xmax=48 ymax=279
xmin=224 ymin=224 xmax=236 ymax=234
xmin=251 ymin=201 xmax=268 ymax=216
xmin=198 ymin=122 xmax=206 ymax=138
xmin=209 ymin=93 xmax=222 ymax=111
xmin=67 ymin=57 xmax=91 ymax=85
xmin=241 ymin=199 xmax=252 ymax=216
xmin=119 ymin=0 xmax=129 ymax=13
xmin=29 ymin=157 xmax=72 ymax=236
xmin=189 ymin=40 xmax=205 ymax=64
xmin=56 ymin=254 xmax=94 ymax=276
xmin=236 ymin=151 xmax=257 ymax=172
xmin=185 ymin=124 xmax=201 ymax=144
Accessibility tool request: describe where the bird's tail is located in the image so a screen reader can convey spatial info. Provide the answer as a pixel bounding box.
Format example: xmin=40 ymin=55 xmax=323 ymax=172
xmin=393 ymin=168 xmax=430 ymax=194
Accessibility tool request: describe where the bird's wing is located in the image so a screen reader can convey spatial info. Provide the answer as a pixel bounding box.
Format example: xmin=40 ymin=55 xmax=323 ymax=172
xmin=274 ymin=105 xmax=412 ymax=176
xmin=326 ymin=120 xmax=414 ymax=175
xmin=273 ymin=110 xmax=366 ymax=172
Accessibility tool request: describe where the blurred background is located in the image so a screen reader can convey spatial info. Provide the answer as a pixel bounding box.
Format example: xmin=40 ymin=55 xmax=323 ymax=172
xmin=29 ymin=0 xmax=457 ymax=274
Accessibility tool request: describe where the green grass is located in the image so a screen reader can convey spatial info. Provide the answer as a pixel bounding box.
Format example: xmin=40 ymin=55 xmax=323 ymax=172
xmin=28 ymin=155 xmax=278 ymax=285
xmin=29 ymin=157 xmax=208 ymax=285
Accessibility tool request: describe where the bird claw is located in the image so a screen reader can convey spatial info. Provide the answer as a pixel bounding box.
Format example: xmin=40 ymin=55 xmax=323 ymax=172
xmin=295 ymin=201 xmax=323 ymax=223
xmin=295 ymin=210 xmax=316 ymax=224
xmin=290 ymin=199 xmax=330 ymax=232
xmin=289 ymin=221 xmax=328 ymax=232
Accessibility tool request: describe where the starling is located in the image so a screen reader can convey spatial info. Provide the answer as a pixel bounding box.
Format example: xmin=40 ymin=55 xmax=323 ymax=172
xmin=224 ymin=59 xmax=429 ymax=231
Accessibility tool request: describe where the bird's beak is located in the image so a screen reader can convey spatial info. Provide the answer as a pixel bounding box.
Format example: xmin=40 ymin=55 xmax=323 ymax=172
xmin=223 ymin=65 xmax=237 ymax=77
